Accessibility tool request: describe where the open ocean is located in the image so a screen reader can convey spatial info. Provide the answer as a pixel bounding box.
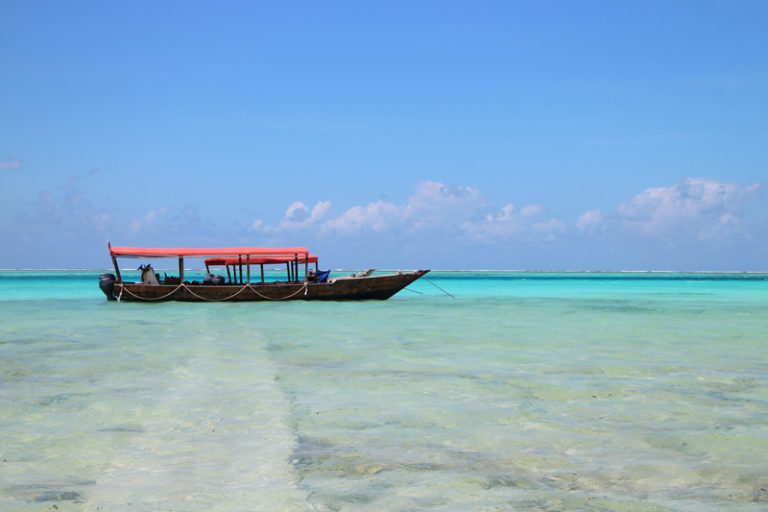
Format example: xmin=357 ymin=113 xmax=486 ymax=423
xmin=1 ymin=270 xmax=767 ymax=512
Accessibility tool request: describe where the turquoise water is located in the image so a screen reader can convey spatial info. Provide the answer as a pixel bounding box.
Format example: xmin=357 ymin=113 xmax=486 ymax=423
xmin=1 ymin=271 xmax=767 ymax=511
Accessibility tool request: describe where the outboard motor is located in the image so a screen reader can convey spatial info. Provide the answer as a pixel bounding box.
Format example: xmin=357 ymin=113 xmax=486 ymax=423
xmin=99 ymin=273 xmax=117 ymax=300
xmin=203 ymin=273 xmax=226 ymax=285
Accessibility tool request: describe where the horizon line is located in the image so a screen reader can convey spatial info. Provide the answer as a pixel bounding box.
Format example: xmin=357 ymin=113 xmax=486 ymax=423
xmin=1 ymin=268 xmax=767 ymax=274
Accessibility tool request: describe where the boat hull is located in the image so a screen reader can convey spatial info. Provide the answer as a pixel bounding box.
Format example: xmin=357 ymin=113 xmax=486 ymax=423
xmin=110 ymin=270 xmax=429 ymax=302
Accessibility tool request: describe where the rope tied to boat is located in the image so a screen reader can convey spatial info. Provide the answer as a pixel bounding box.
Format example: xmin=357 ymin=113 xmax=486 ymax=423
xmin=422 ymin=277 xmax=455 ymax=299
xmin=178 ymin=283 xmax=254 ymax=302
xmin=247 ymin=282 xmax=309 ymax=301
xmin=116 ymin=282 xmax=310 ymax=302
xmin=118 ymin=283 xmax=184 ymax=302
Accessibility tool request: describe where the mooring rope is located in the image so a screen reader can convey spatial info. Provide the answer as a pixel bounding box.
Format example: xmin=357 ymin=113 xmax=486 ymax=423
xmin=118 ymin=283 xmax=184 ymax=302
xmin=247 ymin=282 xmax=309 ymax=301
xmin=117 ymin=281 xmax=309 ymax=302
xmin=422 ymin=277 xmax=455 ymax=299
xmin=179 ymin=283 xmax=253 ymax=302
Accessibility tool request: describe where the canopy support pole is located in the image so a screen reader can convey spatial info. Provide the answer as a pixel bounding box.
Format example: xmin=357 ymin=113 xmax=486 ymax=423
xmin=226 ymin=265 xmax=232 ymax=284
xmin=238 ymin=256 xmax=243 ymax=284
xmin=246 ymin=255 xmax=250 ymax=283
xmin=178 ymin=257 xmax=184 ymax=283
xmin=260 ymin=264 xmax=264 ymax=283
xmin=111 ymin=255 xmax=122 ymax=283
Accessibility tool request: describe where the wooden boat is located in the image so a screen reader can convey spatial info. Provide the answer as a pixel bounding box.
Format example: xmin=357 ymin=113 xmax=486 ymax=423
xmin=99 ymin=243 xmax=429 ymax=302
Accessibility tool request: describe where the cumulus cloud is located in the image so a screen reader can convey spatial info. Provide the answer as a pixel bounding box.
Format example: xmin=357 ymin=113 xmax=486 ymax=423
xmin=323 ymin=200 xmax=403 ymax=235
xmin=614 ymin=177 xmax=760 ymax=239
xmin=257 ymin=180 xmax=564 ymax=244
xmin=575 ymin=209 xmax=603 ymax=232
xmin=129 ymin=206 xmax=169 ymax=234
xmin=520 ymin=205 xmax=544 ymax=217
xmin=317 ymin=181 xmax=488 ymax=237
xmin=242 ymin=177 xmax=764 ymax=255
xmin=467 ymin=204 xmax=567 ymax=242
xmin=534 ymin=218 xmax=567 ymax=237
xmin=285 ymin=201 xmax=310 ymax=222
xmin=312 ymin=201 xmax=332 ymax=220
xmin=402 ymin=181 xmax=486 ymax=232
xmin=262 ymin=200 xmax=332 ymax=233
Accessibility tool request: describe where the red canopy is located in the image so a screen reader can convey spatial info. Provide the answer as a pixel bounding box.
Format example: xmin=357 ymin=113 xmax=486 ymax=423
xmin=205 ymin=255 xmax=318 ymax=266
xmin=109 ymin=245 xmax=309 ymax=258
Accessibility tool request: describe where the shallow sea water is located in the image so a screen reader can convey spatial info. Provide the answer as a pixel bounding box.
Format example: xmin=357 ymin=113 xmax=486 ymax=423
xmin=1 ymin=271 xmax=767 ymax=511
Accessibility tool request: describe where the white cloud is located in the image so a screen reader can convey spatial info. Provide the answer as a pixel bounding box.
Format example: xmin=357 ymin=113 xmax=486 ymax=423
xmin=461 ymin=204 xmax=524 ymax=240
xmin=699 ymin=212 xmax=744 ymax=241
xmin=315 ymin=181 xmax=488 ymax=238
xmin=576 ymin=209 xmax=603 ymax=232
xmin=615 ymin=177 xmax=760 ymax=239
xmin=265 ymin=200 xmax=332 ymax=233
xmin=323 ymin=200 xmax=402 ymax=234
xmin=310 ymin=201 xmax=332 ymax=222
xmin=459 ymin=201 xmax=568 ymax=243
xmin=260 ymin=181 xmax=563 ymax=245
xmin=323 ymin=181 xmax=498 ymax=236
xmin=129 ymin=206 xmax=169 ymax=233
xmin=285 ymin=201 xmax=310 ymax=222
xmin=402 ymin=181 xmax=486 ymax=231
xmin=520 ymin=205 xmax=544 ymax=217
xmin=145 ymin=207 xmax=168 ymax=222
xmin=534 ymin=218 xmax=567 ymax=235
xmin=319 ymin=181 xmax=483 ymax=237
xmin=247 ymin=177 xmax=764 ymax=254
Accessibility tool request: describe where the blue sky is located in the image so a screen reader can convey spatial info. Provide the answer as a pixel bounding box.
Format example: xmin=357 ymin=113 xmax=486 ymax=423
xmin=1 ymin=1 xmax=766 ymax=269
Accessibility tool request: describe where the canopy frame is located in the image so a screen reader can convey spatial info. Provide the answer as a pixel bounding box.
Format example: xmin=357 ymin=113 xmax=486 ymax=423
xmin=108 ymin=242 xmax=311 ymax=284
xmin=204 ymin=255 xmax=318 ymax=284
